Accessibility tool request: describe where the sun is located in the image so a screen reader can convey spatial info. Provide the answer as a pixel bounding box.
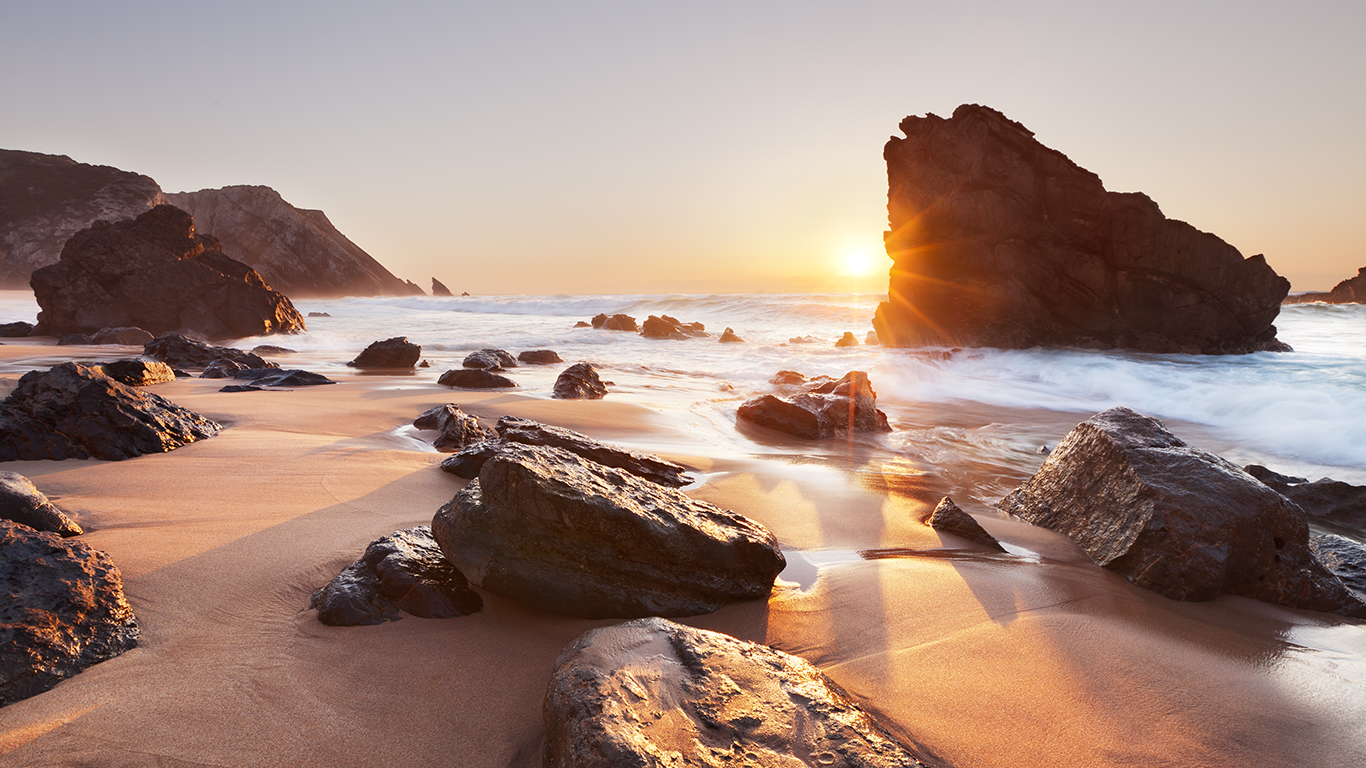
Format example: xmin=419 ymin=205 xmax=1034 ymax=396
xmin=838 ymin=248 xmax=878 ymax=277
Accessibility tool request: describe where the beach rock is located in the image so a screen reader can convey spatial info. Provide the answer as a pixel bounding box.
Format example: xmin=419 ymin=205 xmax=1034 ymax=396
xmin=719 ymin=327 xmax=744 ymax=343
xmin=219 ymin=384 xmax=267 ymax=393
xmin=200 ymin=358 xmax=251 ymax=379
xmin=439 ymin=442 xmax=500 ymax=480
xmin=233 ymin=368 xmax=336 ymax=388
xmin=0 ymin=472 xmax=81 ymax=537
xmin=144 ymin=334 xmax=272 ymax=370
xmin=1244 ymin=465 xmax=1366 ymax=536
xmin=0 ymin=520 xmax=139 ymax=707
xmin=88 ymin=327 xmax=153 ymax=346
xmin=251 ymin=344 xmax=296 ymax=355
xmin=0 ymin=362 xmax=221 ymax=461
xmin=517 ymin=349 xmax=563 ymax=365
xmin=873 ymin=105 xmax=1291 ymax=354
xmin=789 ymin=335 xmax=819 ymax=344
xmin=591 ymin=313 xmax=638 ymax=332
xmin=462 ymin=348 xmax=517 ymax=370
xmin=1283 ymin=267 xmax=1366 ymax=305
xmin=348 ymin=337 xmax=421 ymax=369
xmin=0 ymin=149 xmax=168 ymax=289
xmin=738 ymin=371 xmax=891 ymax=439
xmin=553 ymin=362 xmax=608 ymax=400
xmin=545 ymin=618 xmax=931 ymax=768
xmin=31 ymin=204 xmax=306 ymax=340
xmin=438 ymin=369 xmax=517 ymax=389
xmin=866 ymin=330 xmax=881 ymax=345
xmin=924 ymin=497 xmax=1005 ymax=551
xmin=308 ymin=311 xmax=331 ymax=317
xmin=432 ymin=444 xmax=783 ymax=618
xmin=309 ymin=526 xmax=481 ymax=626
xmin=0 ymin=321 xmax=34 ymax=337
xmin=642 ymin=315 xmax=691 ymax=340
xmin=98 ymin=359 xmax=176 ymax=387
xmin=165 ymin=185 xmax=425 ymax=298
xmin=56 ymin=333 xmax=94 ymax=346
xmin=835 ymin=332 xmax=859 ymax=347
xmin=1310 ymin=534 xmax=1366 ymax=598
xmin=413 ymin=404 xmax=493 ymax=452
xmin=769 ymin=370 xmax=808 ymax=386
xmin=999 ymin=407 xmax=1366 ymax=617
xmin=431 ymin=277 xmax=453 ymax=297
xmin=573 ymin=321 xmax=591 ymax=328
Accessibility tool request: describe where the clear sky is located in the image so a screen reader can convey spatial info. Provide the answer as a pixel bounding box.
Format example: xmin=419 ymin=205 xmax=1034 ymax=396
xmin=3 ymin=1 xmax=1363 ymax=294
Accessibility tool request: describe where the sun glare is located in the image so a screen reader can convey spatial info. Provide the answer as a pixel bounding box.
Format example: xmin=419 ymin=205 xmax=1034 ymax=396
xmin=839 ymin=249 xmax=877 ymax=277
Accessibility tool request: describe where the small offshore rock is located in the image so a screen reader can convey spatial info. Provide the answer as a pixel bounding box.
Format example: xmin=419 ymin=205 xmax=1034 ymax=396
xmin=0 ymin=472 xmax=82 ymax=536
xmin=642 ymin=314 xmax=691 ymax=340
xmin=738 ymin=371 xmax=891 ymax=439
xmin=438 ymin=369 xmax=517 ymax=389
xmin=308 ymin=311 xmax=331 ymax=317
xmin=545 ymin=618 xmax=932 ymax=768
xmin=91 ymin=327 xmax=154 ymax=346
xmin=924 ymin=496 xmax=1005 ymax=551
xmin=251 ymin=344 xmax=296 ymax=355
xmin=517 ymin=349 xmax=563 ymax=365
xmin=769 ymin=369 xmax=807 ymax=386
xmin=431 ymin=277 xmax=454 ymax=297
xmin=719 ymin=327 xmax=744 ymax=343
xmin=789 ymin=335 xmax=819 ymax=344
xmin=835 ymin=331 xmax=859 ymax=347
xmin=348 ymin=337 xmax=421 ymax=369
xmin=98 ymin=359 xmax=177 ymax=387
xmin=590 ymin=313 xmax=638 ymax=332
xmin=573 ymin=320 xmax=591 ymax=328
xmin=413 ymin=404 xmax=493 ymax=452
xmin=144 ymin=334 xmax=271 ymax=369
xmin=553 ymin=362 xmax=607 ymax=399
xmin=0 ymin=520 xmax=139 ymax=707
xmin=865 ymin=330 xmax=881 ymax=345
xmin=310 ymin=526 xmax=481 ymax=626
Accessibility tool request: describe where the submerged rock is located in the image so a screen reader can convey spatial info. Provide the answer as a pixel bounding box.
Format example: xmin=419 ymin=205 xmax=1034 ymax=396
xmin=413 ymin=404 xmax=493 ymax=452
xmin=432 ymin=444 xmax=783 ymax=618
xmin=999 ymin=407 xmax=1366 ymax=617
xmin=517 ymin=349 xmax=562 ymax=365
xmin=924 ymin=496 xmax=1005 ymax=552
xmin=737 ymin=371 xmax=891 ymax=439
xmin=310 ymin=526 xmax=482 ymax=626
xmin=251 ymin=344 xmax=296 ymax=355
xmin=0 ymin=362 xmax=220 ymax=461
xmin=144 ymin=334 xmax=271 ymax=370
xmin=0 ymin=520 xmax=139 ymax=707
xmin=348 ymin=337 xmax=421 ymax=369
xmin=0 ymin=472 xmax=81 ymax=537
xmin=438 ymin=368 xmax=517 ymax=389
xmin=545 ymin=618 xmax=932 ymax=768
xmin=97 ymin=359 xmax=177 ymax=387
xmin=553 ymin=362 xmax=607 ymax=400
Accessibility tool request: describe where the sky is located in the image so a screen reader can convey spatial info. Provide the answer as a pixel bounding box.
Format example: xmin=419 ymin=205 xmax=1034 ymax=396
xmin=3 ymin=1 xmax=1363 ymax=294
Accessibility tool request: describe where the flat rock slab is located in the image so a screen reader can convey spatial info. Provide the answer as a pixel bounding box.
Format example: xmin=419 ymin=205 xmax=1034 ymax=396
xmin=545 ymin=617 xmax=932 ymax=768
xmin=144 ymin=334 xmax=271 ymax=369
xmin=0 ymin=362 xmax=221 ymax=461
xmin=310 ymin=526 xmax=481 ymax=626
xmin=1 ymin=520 xmax=139 ymax=707
xmin=432 ymin=444 xmax=783 ymax=618
xmin=0 ymin=472 xmax=81 ymax=536
xmin=233 ymin=368 xmax=336 ymax=387
xmin=999 ymin=407 xmax=1366 ymax=618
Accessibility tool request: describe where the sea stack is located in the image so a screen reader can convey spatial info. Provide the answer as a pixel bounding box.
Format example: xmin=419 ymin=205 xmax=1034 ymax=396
xmin=873 ymin=105 xmax=1291 ymax=354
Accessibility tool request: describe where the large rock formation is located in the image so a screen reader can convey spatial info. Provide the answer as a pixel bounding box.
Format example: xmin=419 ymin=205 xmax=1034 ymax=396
xmin=545 ymin=618 xmax=932 ymax=768
xmin=999 ymin=407 xmax=1365 ymax=617
xmin=1283 ymin=267 xmax=1366 ymax=305
xmin=432 ymin=444 xmax=783 ymax=619
xmin=165 ymin=186 xmax=424 ymax=298
xmin=1 ymin=520 xmax=139 ymax=707
xmin=0 ymin=149 xmax=167 ymax=289
xmin=873 ymin=104 xmax=1291 ymax=354
xmin=31 ymin=205 xmax=306 ymax=340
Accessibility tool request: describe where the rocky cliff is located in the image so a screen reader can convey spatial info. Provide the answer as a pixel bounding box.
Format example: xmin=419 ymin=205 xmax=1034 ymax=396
xmin=1283 ymin=267 xmax=1366 ymax=304
xmin=873 ymin=105 xmax=1291 ymax=354
xmin=0 ymin=150 xmax=167 ymax=288
xmin=165 ymin=185 xmax=424 ymax=298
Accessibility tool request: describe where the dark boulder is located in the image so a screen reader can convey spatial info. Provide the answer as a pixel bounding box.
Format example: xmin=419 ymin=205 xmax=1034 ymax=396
xmin=57 ymin=333 xmax=94 ymax=346
xmin=0 ymin=321 xmax=34 ymax=337
xmin=220 ymin=384 xmax=264 ymax=393
xmin=874 ymin=104 xmax=1290 ymax=354
xmin=144 ymin=334 xmax=271 ymax=370
xmin=431 ymin=277 xmax=454 ymax=296
xmin=90 ymin=327 xmax=153 ymax=345
xmin=1245 ymin=464 xmax=1366 ymax=537
xmin=1283 ymin=267 xmax=1366 ymax=305
xmin=432 ymin=444 xmax=783 ymax=618
xmin=201 ymin=358 xmax=252 ymax=379
xmin=97 ymin=359 xmax=176 ymax=387
xmin=462 ymin=348 xmax=516 ymax=370
xmin=413 ymin=404 xmax=493 ymax=452
xmin=738 ymin=371 xmax=891 ymax=439
xmin=0 ymin=362 xmax=221 ymax=461
xmin=437 ymin=369 xmax=517 ymax=389
xmin=251 ymin=344 xmax=296 ymax=355
xmin=0 ymin=472 xmax=81 ymax=537
xmin=719 ymin=327 xmax=744 ymax=343
xmin=347 ymin=337 xmax=421 ymax=369
xmin=553 ymin=362 xmax=608 ymax=400
xmin=924 ymin=496 xmax=1005 ymax=551
xmin=310 ymin=526 xmax=481 ymax=626
xmin=545 ymin=618 xmax=933 ymax=768
xmin=439 ymin=442 xmax=500 ymax=480
xmin=0 ymin=520 xmax=139 ymax=707
xmin=999 ymin=407 xmax=1366 ymax=617
xmin=590 ymin=313 xmax=638 ymax=332
xmin=233 ymin=368 xmax=336 ymax=388
xmin=769 ymin=369 xmax=808 ymax=386
xmin=517 ymin=349 xmax=562 ymax=365
xmin=1311 ymin=534 xmax=1366 ymax=598
xmin=736 ymin=394 xmax=822 ymax=439
xmin=31 ymin=204 xmax=305 ymax=340
xmin=835 ymin=331 xmax=859 ymax=347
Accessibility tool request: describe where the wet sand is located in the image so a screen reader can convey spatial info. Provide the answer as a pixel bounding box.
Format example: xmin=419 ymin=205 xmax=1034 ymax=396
xmin=0 ymin=343 xmax=1363 ymax=767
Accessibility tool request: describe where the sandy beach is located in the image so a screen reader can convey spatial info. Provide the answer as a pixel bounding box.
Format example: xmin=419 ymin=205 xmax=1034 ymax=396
xmin=1 ymin=340 xmax=1364 ymax=768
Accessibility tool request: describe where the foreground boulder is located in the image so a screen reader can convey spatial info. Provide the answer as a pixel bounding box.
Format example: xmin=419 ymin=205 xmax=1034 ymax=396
xmin=0 ymin=473 xmax=81 ymax=536
xmin=438 ymin=368 xmax=516 ymax=389
xmin=144 ymin=333 xmax=272 ymax=369
xmin=924 ymin=496 xmax=1004 ymax=552
xmin=1283 ymin=267 xmax=1366 ymax=305
xmin=413 ymin=404 xmax=493 ymax=452
xmin=545 ymin=618 xmax=931 ymax=768
xmin=999 ymin=407 xmax=1365 ymax=617
xmin=738 ymin=371 xmax=891 ymax=439
xmin=1 ymin=520 xmax=139 ymax=706
xmin=553 ymin=362 xmax=607 ymax=399
xmin=31 ymin=204 xmax=306 ymax=340
xmin=310 ymin=526 xmax=482 ymax=626
xmin=873 ymin=105 xmax=1291 ymax=354
xmin=441 ymin=416 xmax=692 ymax=487
xmin=433 ymin=444 xmax=783 ymax=618
xmin=0 ymin=362 xmax=220 ymax=461
xmin=348 ymin=336 xmax=421 ymax=369
xmin=1244 ymin=464 xmax=1366 ymax=537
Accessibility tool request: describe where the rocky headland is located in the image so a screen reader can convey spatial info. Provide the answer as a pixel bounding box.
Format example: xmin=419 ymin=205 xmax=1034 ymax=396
xmin=1283 ymin=267 xmax=1366 ymax=305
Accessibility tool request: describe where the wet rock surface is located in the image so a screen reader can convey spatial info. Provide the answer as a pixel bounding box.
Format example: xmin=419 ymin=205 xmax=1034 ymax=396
xmin=413 ymin=404 xmax=493 ymax=452
xmin=1311 ymin=534 xmax=1366 ymax=598
xmin=348 ymin=336 xmax=421 ymax=369
xmin=516 ymin=349 xmax=562 ymax=365
xmin=438 ymin=368 xmax=517 ymax=389
xmin=738 ymin=371 xmax=891 ymax=439
xmin=924 ymin=497 xmax=1004 ymax=552
xmin=310 ymin=526 xmax=482 ymax=626
xmin=999 ymin=407 xmax=1366 ymax=617
xmin=144 ymin=334 xmax=272 ymax=370
xmin=432 ymin=444 xmax=783 ymax=618
xmin=462 ymin=348 xmax=517 ymax=370
xmin=590 ymin=313 xmax=638 ymax=332
xmin=1 ymin=520 xmax=139 ymax=707
xmin=232 ymin=368 xmax=336 ymax=388
xmin=97 ymin=359 xmax=177 ymax=387
xmin=553 ymin=362 xmax=608 ymax=400
xmin=545 ymin=618 xmax=932 ymax=768
xmin=873 ymin=104 xmax=1291 ymax=354
xmin=0 ymin=362 xmax=221 ymax=461
xmin=0 ymin=472 xmax=81 ymax=537
xmin=1245 ymin=464 xmax=1366 ymax=537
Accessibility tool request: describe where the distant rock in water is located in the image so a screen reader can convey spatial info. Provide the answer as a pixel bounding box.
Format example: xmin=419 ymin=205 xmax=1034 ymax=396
xmin=590 ymin=313 xmax=638 ymax=332
xmin=873 ymin=104 xmax=1292 ymax=354
xmin=0 ymin=149 xmax=167 ymax=289
xmin=438 ymin=368 xmax=517 ymax=389
xmin=737 ymin=371 xmax=891 ymax=439
xmin=517 ymin=349 xmax=562 ymax=365
xmin=1283 ymin=267 xmax=1366 ymax=305
xmin=308 ymin=311 xmax=331 ymax=318
xmin=431 ymin=277 xmax=453 ymax=296
xmin=348 ymin=337 xmax=421 ymax=369
xmin=835 ymin=331 xmax=859 ymax=347
xmin=165 ymin=185 xmax=425 ymax=298
xmin=719 ymin=327 xmax=743 ymax=343
xmin=553 ymin=362 xmax=607 ymax=399
xmin=30 ymin=205 xmax=306 ymax=340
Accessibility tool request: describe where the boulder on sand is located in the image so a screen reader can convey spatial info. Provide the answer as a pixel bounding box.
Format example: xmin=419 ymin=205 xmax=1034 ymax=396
xmin=0 ymin=472 xmax=82 ymax=537
xmin=97 ymin=359 xmax=177 ymax=387
xmin=413 ymin=404 xmax=493 ymax=452
xmin=1 ymin=520 xmax=139 ymax=707
xmin=517 ymin=349 xmax=562 ymax=365
xmin=143 ymin=334 xmax=271 ymax=370
xmin=432 ymin=444 xmax=784 ymax=618
xmin=737 ymin=371 xmax=891 ymax=439
xmin=0 ymin=321 xmax=34 ymax=337
xmin=924 ymin=496 xmax=1005 ymax=552
xmin=1310 ymin=534 xmax=1366 ymax=599
xmin=545 ymin=618 xmax=933 ymax=768
xmin=0 ymin=362 xmax=221 ymax=461
xmin=309 ymin=526 xmax=482 ymax=626
xmin=437 ymin=369 xmax=517 ymax=389
xmin=461 ymin=348 xmax=516 ymax=371
xmin=999 ymin=407 xmax=1366 ymax=618
xmin=347 ymin=337 xmax=421 ymax=369
xmin=232 ymin=368 xmax=336 ymax=388
xmin=553 ymin=362 xmax=608 ymax=400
